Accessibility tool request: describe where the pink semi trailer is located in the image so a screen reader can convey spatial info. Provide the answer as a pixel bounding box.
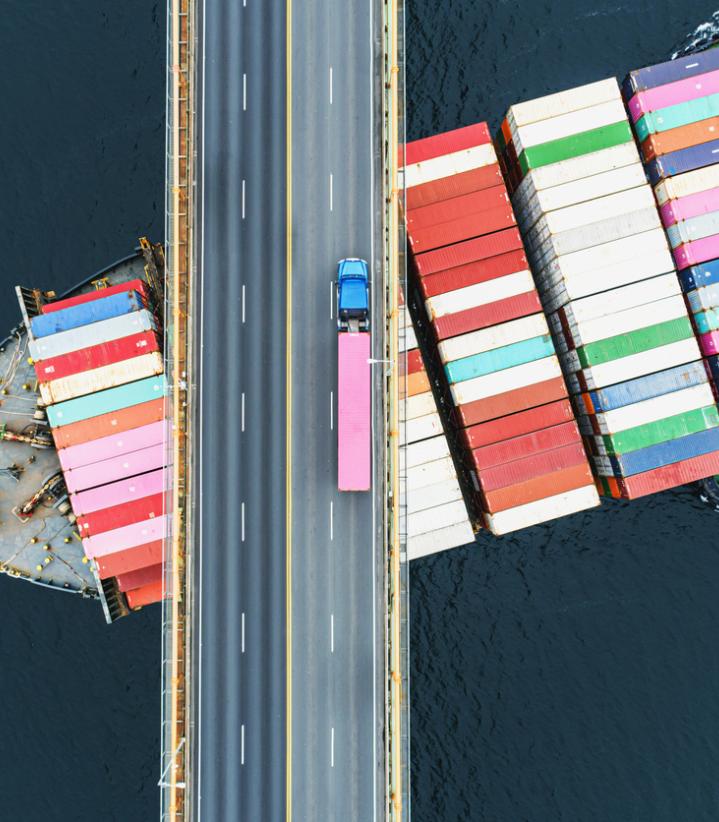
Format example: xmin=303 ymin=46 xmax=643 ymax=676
xmin=336 ymin=258 xmax=371 ymax=491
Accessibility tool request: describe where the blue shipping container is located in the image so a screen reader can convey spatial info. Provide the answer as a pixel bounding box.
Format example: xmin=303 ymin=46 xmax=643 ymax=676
xmin=586 ymin=361 xmax=708 ymax=412
xmin=47 ymin=375 xmax=167 ymax=428
xmin=704 ymin=355 xmax=719 ymax=385
xmin=677 ymin=258 xmax=719 ymax=292
xmin=646 ymin=139 xmax=719 ymax=186
xmin=444 ymin=335 xmax=555 ymax=384
xmin=607 ymin=426 xmax=719 ymax=476
xmin=623 ymin=50 xmax=719 ymax=98
xmin=30 ymin=291 xmax=146 ymax=339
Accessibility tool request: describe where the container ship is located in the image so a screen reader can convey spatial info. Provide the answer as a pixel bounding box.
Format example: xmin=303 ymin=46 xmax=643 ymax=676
xmin=401 ymin=40 xmax=719 ymax=557
xmin=0 ymin=239 xmax=168 ymax=621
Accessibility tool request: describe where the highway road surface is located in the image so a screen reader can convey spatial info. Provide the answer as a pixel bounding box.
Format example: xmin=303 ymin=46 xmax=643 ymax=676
xmin=192 ymin=0 xmax=383 ymax=819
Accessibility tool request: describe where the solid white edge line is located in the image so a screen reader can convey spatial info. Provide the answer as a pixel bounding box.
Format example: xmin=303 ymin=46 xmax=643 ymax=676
xmin=196 ymin=0 xmax=208 ymax=813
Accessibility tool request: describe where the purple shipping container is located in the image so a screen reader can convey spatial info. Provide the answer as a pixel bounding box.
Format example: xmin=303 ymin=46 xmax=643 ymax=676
xmin=63 ymin=443 xmax=166 ymax=494
xmin=627 ymin=68 xmax=719 ymax=121
xmin=71 ymin=467 xmax=167 ymax=515
xmin=82 ymin=513 xmax=170 ymax=558
xmin=646 ymin=139 xmax=719 ymax=185
xmin=58 ymin=420 xmax=169 ymax=472
xmin=623 ymin=50 xmax=719 ymax=97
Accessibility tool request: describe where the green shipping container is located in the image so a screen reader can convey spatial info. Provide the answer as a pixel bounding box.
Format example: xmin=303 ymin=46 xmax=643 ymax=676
xmin=47 ymin=375 xmax=167 ymax=428
xmin=635 ymin=92 xmax=719 ymax=142
xmin=600 ymin=405 xmax=719 ymax=455
xmin=575 ymin=316 xmax=693 ymax=368
xmin=517 ymin=120 xmax=633 ymax=175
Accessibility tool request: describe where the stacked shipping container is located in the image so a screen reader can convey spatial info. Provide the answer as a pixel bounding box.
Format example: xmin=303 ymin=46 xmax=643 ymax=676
xmin=399 ymin=289 xmax=475 ymax=558
xmin=624 ymin=50 xmax=719 ymax=399
xmin=404 ymin=124 xmax=599 ymax=534
xmin=28 ymin=279 xmax=167 ymax=609
xmin=498 ymin=78 xmax=719 ymax=498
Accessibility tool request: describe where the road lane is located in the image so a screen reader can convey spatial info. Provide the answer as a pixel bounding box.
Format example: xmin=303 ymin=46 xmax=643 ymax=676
xmin=194 ymin=1 xmax=287 ymax=819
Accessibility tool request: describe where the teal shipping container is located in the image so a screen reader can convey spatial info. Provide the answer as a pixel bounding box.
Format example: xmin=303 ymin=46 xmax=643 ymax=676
xmin=47 ymin=375 xmax=167 ymax=428
xmin=444 ymin=334 xmax=555 ymax=384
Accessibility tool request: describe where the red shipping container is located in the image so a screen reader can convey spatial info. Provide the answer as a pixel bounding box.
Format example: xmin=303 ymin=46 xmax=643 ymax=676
xmin=433 ymin=291 xmax=542 ymax=340
xmin=482 ymin=462 xmax=594 ymax=513
xmin=401 ymin=348 xmax=425 ymax=377
xmin=456 ymin=376 xmax=568 ymax=427
xmin=414 ymin=227 xmax=523 ymax=277
xmin=52 ymin=397 xmax=165 ymax=449
xmin=409 ymin=205 xmax=516 ymax=254
xmin=472 ymin=420 xmax=581 ymax=470
xmin=95 ymin=539 xmax=164 ymax=579
xmin=116 ymin=562 xmax=163 ymax=593
xmin=477 ymin=441 xmax=588 ymax=492
xmin=406 ymin=186 xmax=509 ymax=230
xmin=42 ymin=278 xmax=149 ymax=314
xmin=405 ymin=122 xmax=491 ymax=165
xmin=464 ymin=399 xmax=576 ymax=449
xmin=616 ymin=450 xmax=719 ymax=498
xmin=406 ymin=164 xmax=503 ymax=210
xmin=126 ymin=579 xmax=164 ymax=609
xmin=419 ymin=249 xmax=528 ymax=297
xmin=34 ymin=331 xmax=159 ymax=382
xmin=76 ymin=493 xmax=167 ymax=537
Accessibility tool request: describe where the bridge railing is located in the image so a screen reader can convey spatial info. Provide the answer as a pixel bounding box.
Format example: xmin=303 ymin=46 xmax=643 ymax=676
xmin=160 ymin=0 xmax=196 ymax=819
xmin=383 ymin=0 xmax=410 ymax=817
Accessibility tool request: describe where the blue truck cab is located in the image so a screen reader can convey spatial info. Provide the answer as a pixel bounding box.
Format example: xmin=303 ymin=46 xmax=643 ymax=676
xmin=336 ymin=258 xmax=370 ymax=332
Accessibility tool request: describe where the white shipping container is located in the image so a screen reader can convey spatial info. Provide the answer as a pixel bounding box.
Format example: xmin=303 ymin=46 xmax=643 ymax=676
xmin=591 ymin=382 xmax=715 ymax=434
xmin=406 ymin=456 xmax=458 ymax=490
xmin=654 ymin=164 xmax=719 ymax=206
xmin=511 ymin=141 xmax=640 ymax=200
xmin=512 ymin=98 xmax=627 ymax=152
xmin=425 ymin=269 xmax=534 ymax=320
xmin=404 ymin=391 xmax=438 ymax=420
xmin=485 ymin=484 xmax=599 ymax=535
xmin=560 ymin=273 xmax=680 ymax=325
xmin=401 ymin=412 xmax=443 ymax=445
xmin=404 ymin=142 xmax=496 ymax=188
xmin=590 ymin=454 xmax=614 ymax=477
xmin=563 ymin=295 xmax=688 ymax=348
xmin=29 ymin=309 xmax=156 ymax=362
xmin=541 ymin=250 xmax=677 ymax=315
xmin=507 ymin=77 xmax=620 ymax=128
xmin=407 ymin=478 xmax=463 ymax=514
xmin=400 ymin=326 xmax=418 ymax=352
xmin=513 ymin=163 xmax=647 ymax=225
xmin=577 ymin=338 xmax=701 ymax=390
xmin=407 ymin=520 xmax=475 ymax=561
xmin=530 ymin=207 xmax=662 ymax=268
xmin=450 ymin=355 xmax=562 ymax=405
xmin=437 ymin=313 xmax=548 ymax=363
xmin=39 ymin=352 xmax=164 ymax=406
xmin=403 ymin=434 xmax=451 ymax=468
xmin=407 ymin=495 xmax=468 ymax=531
xmin=526 ymin=186 xmax=654 ymax=238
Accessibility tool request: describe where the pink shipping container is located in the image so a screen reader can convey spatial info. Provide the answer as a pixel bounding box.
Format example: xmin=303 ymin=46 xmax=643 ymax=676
xmin=338 ymin=332 xmax=371 ymax=491
xmin=699 ymin=329 xmax=719 ymax=355
xmin=64 ymin=444 xmax=166 ymax=494
xmin=627 ymin=68 xmax=719 ymax=121
xmin=659 ymin=187 xmax=719 ymax=227
xmin=71 ymin=467 xmax=167 ymax=515
xmin=58 ymin=420 xmax=169 ymax=472
xmin=82 ymin=513 xmax=170 ymax=558
xmin=674 ymin=234 xmax=719 ymax=269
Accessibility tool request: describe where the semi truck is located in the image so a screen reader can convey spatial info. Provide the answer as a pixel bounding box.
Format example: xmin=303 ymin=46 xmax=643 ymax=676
xmin=336 ymin=259 xmax=371 ymax=491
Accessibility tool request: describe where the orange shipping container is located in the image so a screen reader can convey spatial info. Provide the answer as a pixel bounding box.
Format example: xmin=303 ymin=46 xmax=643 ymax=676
xmin=126 ymin=579 xmax=164 ymax=609
xmin=482 ymin=462 xmax=594 ymax=513
xmin=52 ymin=397 xmax=165 ymax=449
xmin=642 ymin=115 xmax=719 ymax=162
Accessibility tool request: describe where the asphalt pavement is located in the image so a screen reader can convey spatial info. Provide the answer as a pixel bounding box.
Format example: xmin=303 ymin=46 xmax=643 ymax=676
xmin=191 ymin=0 xmax=383 ymax=819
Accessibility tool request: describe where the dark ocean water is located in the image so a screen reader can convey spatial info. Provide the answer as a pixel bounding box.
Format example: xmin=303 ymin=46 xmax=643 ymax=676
xmin=0 ymin=3 xmax=164 ymax=820
xmin=3 ymin=2 xmax=719 ymax=821
xmin=407 ymin=3 xmax=719 ymax=822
